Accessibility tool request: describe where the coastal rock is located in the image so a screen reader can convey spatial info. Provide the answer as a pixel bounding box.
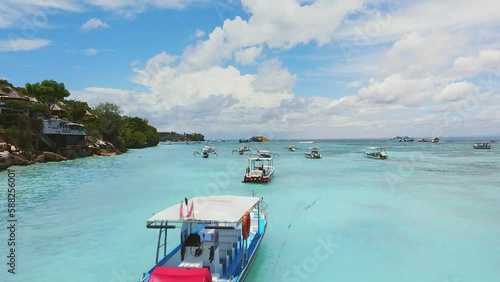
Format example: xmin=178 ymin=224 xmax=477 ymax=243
xmin=86 ymin=137 xmax=122 ymax=156
xmin=9 ymin=154 xmax=35 ymax=166
xmin=87 ymin=138 xmax=115 ymax=150
xmin=94 ymin=149 xmax=117 ymax=156
xmin=0 ymin=142 xmax=9 ymax=151
xmin=0 ymin=137 xmax=128 ymax=170
xmin=0 ymin=152 xmax=10 ymax=170
xmin=33 ymin=151 xmax=67 ymax=163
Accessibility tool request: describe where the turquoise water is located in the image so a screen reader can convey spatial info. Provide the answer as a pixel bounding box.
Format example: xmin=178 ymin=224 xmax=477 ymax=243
xmin=1 ymin=139 xmax=499 ymax=282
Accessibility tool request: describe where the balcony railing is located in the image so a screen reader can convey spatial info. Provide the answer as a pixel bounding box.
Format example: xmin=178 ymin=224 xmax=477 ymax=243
xmin=42 ymin=120 xmax=86 ymax=136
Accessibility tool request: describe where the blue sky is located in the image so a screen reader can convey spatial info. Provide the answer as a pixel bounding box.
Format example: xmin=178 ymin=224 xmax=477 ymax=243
xmin=1 ymin=0 xmax=499 ymax=139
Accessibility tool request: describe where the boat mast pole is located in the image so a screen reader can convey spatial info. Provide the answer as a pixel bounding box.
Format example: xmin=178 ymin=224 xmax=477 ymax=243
xmin=257 ymin=203 xmax=261 ymax=234
xmin=155 ymin=228 xmax=163 ymax=264
xmin=241 ymin=239 xmax=247 ymax=269
xmin=164 ymin=226 xmax=168 ymax=257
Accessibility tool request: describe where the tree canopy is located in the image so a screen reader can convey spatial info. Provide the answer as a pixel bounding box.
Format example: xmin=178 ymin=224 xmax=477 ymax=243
xmin=91 ymin=102 xmax=124 ymax=147
xmin=123 ymin=117 xmax=159 ymax=148
xmin=0 ymin=79 xmax=14 ymax=92
xmin=25 ymin=80 xmax=70 ymax=111
xmin=62 ymin=99 xmax=91 ymax=122
xmin=85 ymin=102 xmax=159 ymax=150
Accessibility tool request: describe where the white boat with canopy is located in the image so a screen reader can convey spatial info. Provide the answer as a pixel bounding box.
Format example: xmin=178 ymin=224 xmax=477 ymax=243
xmin=140 ymin=195 xmax=268 ymax=282
xmin=364 ymin=147 xmax=388 ymax=159
xmin=304 ymin=147 xmax=322 ymax=159
xmin=243 ymin=157 xmax=275 ymax=183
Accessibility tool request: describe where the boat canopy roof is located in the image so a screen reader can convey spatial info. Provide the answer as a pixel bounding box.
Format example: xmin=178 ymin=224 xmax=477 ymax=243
xmin=248 ymin=157 xmax=273 ymax=164
xmin=147 ymin=195 xmax=260 ymax=226
xmin=248 ymin=157 xmax=273 ymax=161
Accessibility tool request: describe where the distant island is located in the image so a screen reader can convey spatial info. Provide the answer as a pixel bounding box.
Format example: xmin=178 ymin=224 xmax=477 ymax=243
xmin=158 ymin=132 xmax=205 ymax=142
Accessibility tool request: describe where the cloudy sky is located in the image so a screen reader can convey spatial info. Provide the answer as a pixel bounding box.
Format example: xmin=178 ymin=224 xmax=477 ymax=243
xmin=1 ymin=0 xmax=499 ymax=139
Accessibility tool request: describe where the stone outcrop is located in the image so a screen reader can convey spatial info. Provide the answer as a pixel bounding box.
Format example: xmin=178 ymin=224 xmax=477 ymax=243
xmin=86 ymin=137 xmax=124 ymax=157
xmin=0 ymin=151 xmax=35 ymax=169
xmin=0 ymin=137 xmax=123 ymax=170
xmin=33 ymin=151 xmax=67 ymax=163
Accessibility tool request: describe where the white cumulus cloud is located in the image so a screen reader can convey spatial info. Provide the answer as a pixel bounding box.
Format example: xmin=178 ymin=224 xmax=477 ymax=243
xmin=0 ymin=38 xmax=50 ymax=52
xmin=434 ymin=81 xmax=477 ymax=102
xmin=233 ymin=46 xmax=262 ymax=65
xmin=81 ymin=18 xmax=110 ymax=31
xmin=451 ymin=49 xmax=500 ymax=77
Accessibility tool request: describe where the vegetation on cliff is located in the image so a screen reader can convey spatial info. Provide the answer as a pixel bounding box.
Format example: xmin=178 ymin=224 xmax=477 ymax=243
xmin=0 ymin=79 xmax=160 ymax=154
xmin=25 ymin=79 xmax=70 ymax=115
xmin=85 ymin=102 xmax=160 ymax=151
xmin=1 ymin=78 xmax=208 ymax=160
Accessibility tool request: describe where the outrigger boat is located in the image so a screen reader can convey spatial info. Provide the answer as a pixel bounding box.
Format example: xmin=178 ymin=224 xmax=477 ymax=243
xmin=194 ymin=146 xmax=218 ymax=158
xmin=243 ymin=157 xmax=275 ymax=183
xmin=364 ymin=147 xmax=388 ymax=159
xmin=304 ymin=147 xmax=322 ymax=159
xmin=250 ymin=150 xmax=279 ymax=158
xmin=232 ymin=146 xmax=251 ymax=155
xmin=140 ymin=195 xmax=268 ymax=282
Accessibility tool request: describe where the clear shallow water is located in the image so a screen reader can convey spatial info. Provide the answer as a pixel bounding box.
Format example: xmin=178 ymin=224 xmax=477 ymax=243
xmin=0 ymin=139 xmax=499 ymax=282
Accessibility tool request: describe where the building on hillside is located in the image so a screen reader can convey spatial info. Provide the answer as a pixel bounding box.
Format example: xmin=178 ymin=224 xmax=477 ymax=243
xmin=0 ymin=87 xmax=30 ymax=115
xmin=40 ymin=118 xmax=86 ymax=151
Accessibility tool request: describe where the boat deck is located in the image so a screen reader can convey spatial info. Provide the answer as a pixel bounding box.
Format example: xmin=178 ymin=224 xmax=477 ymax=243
xmin=152 ymin=210 xmax=266 ymax=281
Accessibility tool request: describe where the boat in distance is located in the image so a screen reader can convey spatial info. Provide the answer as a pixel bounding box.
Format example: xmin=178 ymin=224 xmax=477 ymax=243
xmin=194 ymin=146 xmax=218 ymax=158
xmin=364 ymin=147 xmax=388 ymax=159
xmin=232 ymin=145 xmax=251 ymax=155
xmin=243 ymin=157 xmax=275 ymax=183
xmin=473 ymin=142 xmax=491 ymax=149
xmin=304 ymin=147 xmax=322 ymax=159
xmin=249 ymin=136 xmax=268 ymax=142
xmin=140 ymin=195 xmax=268 ymax=282
xmin=250 ymin=150 xmax=279 ymax=158
xmin=390 ymin=136 xmax=414 ymax=142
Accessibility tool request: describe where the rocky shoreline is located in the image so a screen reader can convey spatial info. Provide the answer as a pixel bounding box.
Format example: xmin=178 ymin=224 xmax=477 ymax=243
xmin=0 ymin=139 xmax=125 ymax=170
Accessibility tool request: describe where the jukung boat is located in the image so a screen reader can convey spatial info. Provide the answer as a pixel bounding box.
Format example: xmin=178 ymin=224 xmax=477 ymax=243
xmin=194 ymin=146 xmax=218 ymax=158
xmin=304 ymin=147 xmax=322 ymax=159
xmin=140 ymin=195 xmax=268 ymax=282
xmin=250 ymin=150 xmax=279 ymax=158
xmin=243 ymin=157 xmax=275 ymax=183
xmin=364 ymin=147 xmax=388 ymax=159
xmin=232 ymin=146 xmax=251 ymax=155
